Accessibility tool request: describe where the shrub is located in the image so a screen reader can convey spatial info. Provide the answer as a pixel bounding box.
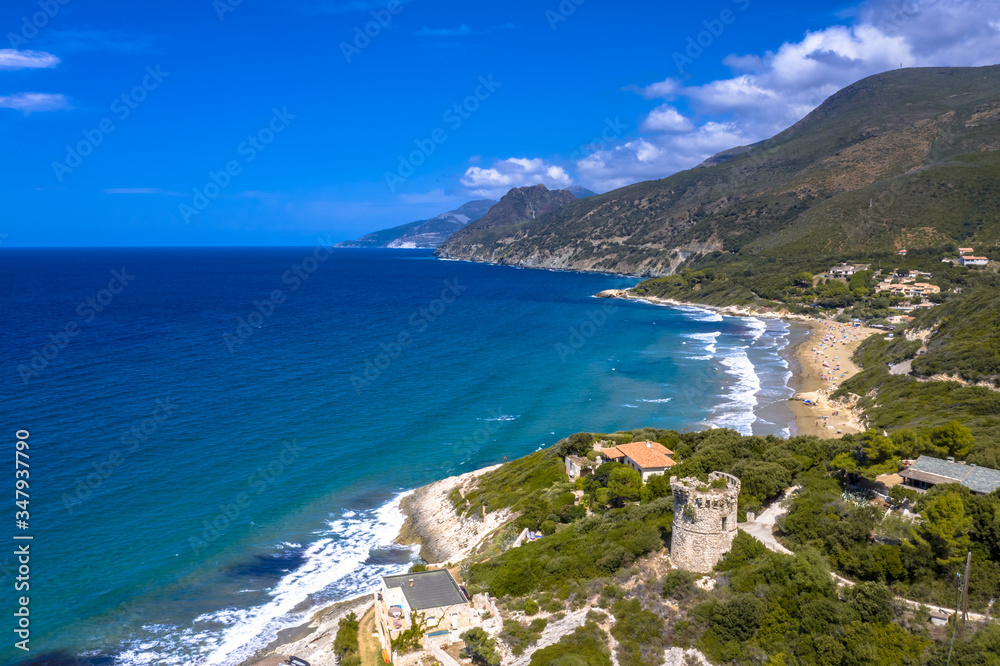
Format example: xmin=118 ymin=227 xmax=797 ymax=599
xmin=333 ymin=611 xmax=360 ymax=663
xmin=528 ymin=621 xmax=612 ymax=666
xmin=662 ymin=569 xmax=697 ymax=601
xmin=500 ymin=618 xmax=548 ymax=656
xmin=460 ymin=627 xmax=501 ymax=666
xmin=523 ymin=598 xmax=539 ymax=616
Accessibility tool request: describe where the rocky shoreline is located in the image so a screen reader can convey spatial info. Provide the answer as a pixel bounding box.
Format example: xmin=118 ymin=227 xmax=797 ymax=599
xmin=238 ymin=465 xmax=507 ymax=666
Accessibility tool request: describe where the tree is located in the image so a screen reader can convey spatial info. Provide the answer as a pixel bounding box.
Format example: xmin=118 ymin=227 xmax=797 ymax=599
xmin=460 ymin=627 xmax=501 ymax=666
xmin=645 ymin=474 xmax=671 ymax=500
xmin=710 ymin=594 xmax=763 ymax=642
xmin=917 ymin=490 xmax=972 ymax=567
xmin=929 ymin=421 xmax=976 ymax=460
xmin=848 ymin=581 xmax=894 ymax=623
xmin=794 ymin=271 xmax=814 ymax=288
xmin=607 ymin=467 xmax=642 ymax=507
xmin=333 ymin=611 xmax=361 ymax=666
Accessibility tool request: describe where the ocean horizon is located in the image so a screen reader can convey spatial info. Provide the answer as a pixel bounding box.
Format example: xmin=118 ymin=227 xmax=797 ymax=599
xmin=1 ymin=247 xmax=798 ymax=665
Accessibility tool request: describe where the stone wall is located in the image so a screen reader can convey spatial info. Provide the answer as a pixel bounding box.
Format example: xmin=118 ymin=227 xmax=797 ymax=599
xmin=669 ymin=471 xmax=740 ymax=573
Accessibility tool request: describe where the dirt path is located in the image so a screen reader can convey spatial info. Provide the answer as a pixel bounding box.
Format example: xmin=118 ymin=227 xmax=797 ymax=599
xmin=358 ymin=605 xmax=383 ymax=666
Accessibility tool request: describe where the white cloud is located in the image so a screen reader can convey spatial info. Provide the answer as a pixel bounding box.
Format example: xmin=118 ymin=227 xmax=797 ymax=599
xmin=461 ymin=157 xmax=572 ymax=198
xmin=0 ymin=49 xmax=59 ymax=70
xmin=0 ymin=92 xmax=72 ymax=114
xmin=573 ymin=0 xmax=1000 ymax=192
xmin=641 ymin=104 xmax=694 ymax=133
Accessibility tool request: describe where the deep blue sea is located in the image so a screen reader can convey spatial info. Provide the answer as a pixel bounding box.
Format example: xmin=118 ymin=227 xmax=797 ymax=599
xmin=0 ymin=248 xmax=797 ymax=665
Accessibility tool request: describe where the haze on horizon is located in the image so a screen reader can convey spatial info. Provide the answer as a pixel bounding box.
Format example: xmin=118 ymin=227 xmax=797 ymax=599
xmin=1 ymin=0 xmax=999 ymax=247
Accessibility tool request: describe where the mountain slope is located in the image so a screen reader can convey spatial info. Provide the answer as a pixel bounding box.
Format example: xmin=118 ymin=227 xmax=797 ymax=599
xmin=437 ymin=66 xmax=1000 ymax=276
xmin=338 ymin=200 xmax=496 ymax=248
xmin=441 ymin=184 xmax=578 ymax=250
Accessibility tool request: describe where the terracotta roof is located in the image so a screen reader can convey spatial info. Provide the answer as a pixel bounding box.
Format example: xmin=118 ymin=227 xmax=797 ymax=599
xmin=958 ymin=248 xmax=974 ymax=252
xmin=614 ymin=441 xmax=676 ymax=470
xmin=600 ymin=448 xmax=625 ymax=459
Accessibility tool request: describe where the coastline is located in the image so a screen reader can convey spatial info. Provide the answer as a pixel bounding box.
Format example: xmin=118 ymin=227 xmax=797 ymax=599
xmin=237 ymin=465 xmax=506 ymax=666
xmin=238 ymin=291 xmax=881 ymax=665
xmin=596 ymin=289 xmax=876 ymax=439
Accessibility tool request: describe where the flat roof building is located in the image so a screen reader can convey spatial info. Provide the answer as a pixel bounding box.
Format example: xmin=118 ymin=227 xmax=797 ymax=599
xmin=899 ymin=455 xmax=1000 ymax=495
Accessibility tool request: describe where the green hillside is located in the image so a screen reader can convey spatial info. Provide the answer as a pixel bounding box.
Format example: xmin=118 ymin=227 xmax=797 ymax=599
xmin=438 ymin=66 xmax=1000 ymax=280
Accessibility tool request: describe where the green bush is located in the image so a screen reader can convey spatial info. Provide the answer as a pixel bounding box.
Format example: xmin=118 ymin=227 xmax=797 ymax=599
xmin=500 ymin=618 xmax=548 ymax=656
xmin=662 ymin=569 xmax=697 ymax=601
xmin=523 ymin=599 xmax=539 ymax=616
xmin=528 ymin=621 xmax=612 ymax=666
xmin=333 ymin=611 xmax=360 ymax=662
xmin=460 ymin=627 xmax=501 ymax=666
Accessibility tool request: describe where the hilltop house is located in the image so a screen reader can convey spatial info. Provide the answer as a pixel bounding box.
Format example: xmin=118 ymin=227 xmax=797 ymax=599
xmin=959 ymin=255 xmax=989 ymax=267
xmin=600 ymin=440 xmax=676 ymax=482
xmin=898 ymin=456 xmax=1000 ymax=495
xmin=958 ymin=247 xmax=974 ymax=255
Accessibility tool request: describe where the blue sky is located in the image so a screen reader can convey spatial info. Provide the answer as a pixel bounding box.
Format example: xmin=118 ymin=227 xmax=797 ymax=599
xmin=1 ymin=0 xmax=998 ymax=246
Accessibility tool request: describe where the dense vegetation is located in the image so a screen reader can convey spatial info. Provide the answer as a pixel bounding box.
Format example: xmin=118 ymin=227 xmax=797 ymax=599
xmin=910 ymin=280 xmax=1000 ymax=382
xmin=830 ymin=273 xmax=1000 ymax=463
xmin=781 ymin=473 xmax=1000 ymax=611
xmin=461 ymin=426 xmax=1000 ymax=664
xmin=684 ymin=533 xmax=928 ymax=664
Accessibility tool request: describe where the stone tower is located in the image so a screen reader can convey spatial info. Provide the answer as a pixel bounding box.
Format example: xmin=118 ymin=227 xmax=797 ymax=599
xmin=669 ymin=471 xmax=740 ymax=573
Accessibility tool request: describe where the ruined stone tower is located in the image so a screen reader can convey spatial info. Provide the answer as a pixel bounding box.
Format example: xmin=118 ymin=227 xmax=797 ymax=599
xmin=669 ymin=471 xmax=740 ymax=573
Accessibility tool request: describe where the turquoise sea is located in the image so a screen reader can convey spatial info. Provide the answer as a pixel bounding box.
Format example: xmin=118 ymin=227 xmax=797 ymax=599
xmin=0 ymin=248 xmax=797 ymax=664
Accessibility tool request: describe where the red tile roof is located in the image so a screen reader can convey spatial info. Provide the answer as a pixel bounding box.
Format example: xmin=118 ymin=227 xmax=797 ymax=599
xmin=614 ymin=441 xmax=676 ymax=470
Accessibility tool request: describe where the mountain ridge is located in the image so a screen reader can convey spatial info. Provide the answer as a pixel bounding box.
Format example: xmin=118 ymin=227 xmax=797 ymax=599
xmin=337 ymin=199 xmax=496 ymax=249
xmin=437 ymin=66 xmax=1000 ymax=277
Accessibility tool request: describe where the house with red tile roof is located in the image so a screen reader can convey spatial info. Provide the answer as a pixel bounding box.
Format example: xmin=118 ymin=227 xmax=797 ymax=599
xmin=601 ymin=440 xmax=676 ymax=482
xmin=959 ymin=256 xmax=989 ymax=267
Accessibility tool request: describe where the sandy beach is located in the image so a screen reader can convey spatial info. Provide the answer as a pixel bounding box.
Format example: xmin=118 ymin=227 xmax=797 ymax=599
xmin=787 ymin=319 xmax=880 ymax=437
xmin=595 ymin=290 xmax=880 ymax=439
